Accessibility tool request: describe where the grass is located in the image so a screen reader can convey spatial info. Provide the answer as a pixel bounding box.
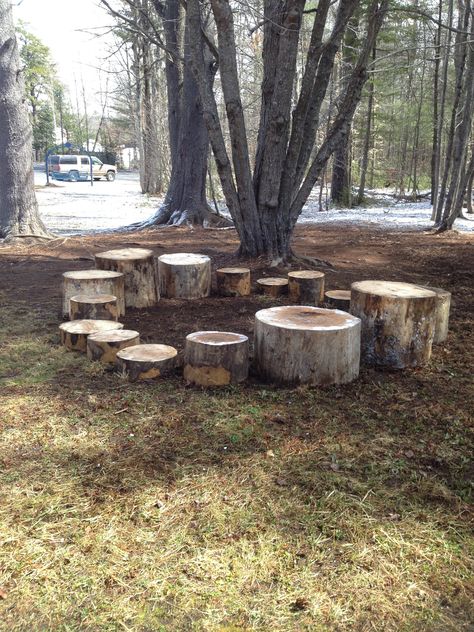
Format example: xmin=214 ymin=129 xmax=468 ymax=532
xmin=0 ymin=297 xmax=473 ymax=631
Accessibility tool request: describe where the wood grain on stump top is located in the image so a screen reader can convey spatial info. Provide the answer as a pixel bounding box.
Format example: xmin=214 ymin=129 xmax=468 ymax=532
xmin=288 ymin=270 xmax=324 ymax=279
xmin=70 ymin=293 xmax=117 ymax=304
xmin=351 ymin=281 xmax=436 ymax=299
xmin=217 ymin=267 xmax=250 ymax=274
xmin=63 ymin=270 xmax=123 ymax=280
xmin=326 ymin=290 xmax=351 ymax=300
xmin=59 ymin=320 xmax=123 ymax=335
xmin=186 ymin=331 xmax=248 ymax=345
xmin=158 ymin=253 xmax=210 ymax=265
xmin=255 ymin=306 xmax=358 ymax=330
xmin=257 ymin=277 xmax=288 ymax=286
xmin=117 ymin=344 xmax=177 ymax=362
xmin=87 ymin=329 xmax=140 ymax=343
xmin=95 ymin=248 xmax=154 ymax=261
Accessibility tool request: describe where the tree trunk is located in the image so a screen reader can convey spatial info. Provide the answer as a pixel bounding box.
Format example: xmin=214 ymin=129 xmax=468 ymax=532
xmin=357 ymin=46 xmax=376 ymax=204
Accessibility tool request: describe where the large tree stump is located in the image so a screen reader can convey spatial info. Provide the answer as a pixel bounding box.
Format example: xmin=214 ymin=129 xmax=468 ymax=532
xmin=95 ymin=248 xmax=158 ymax=308
xmin=288 ymin=271 xmax=325 ymax=305
xmin=216 ymin=267 xmax=251 ymax=297
xmin=158 ymin=253 xmax=211 ymax=299
xmin=350 ymin=281 xmax=437 ymax=368
xmin=254 ymin=306 xmax=360 ymax=385
xmin=62 ymin=270 xmax=125 ymax=318
xmin=256 ymin=277 xmax=288 ymax=298
xmin=69 ymin=293 xmax=118 ymax=321
xmin=325 ymin=289 xmax=351 ymax=311
xmin=424 ymin=286 xmax=451 ymax=344
xmin=87 ymin=329 xmax=140 ymax=365
xmin=59 ymin=320 xmax=123 ymax=353
xmin=184 ymin=331 xmax=249 ymax=386
xmin=116 ymin=344 xmax=178 ymax=381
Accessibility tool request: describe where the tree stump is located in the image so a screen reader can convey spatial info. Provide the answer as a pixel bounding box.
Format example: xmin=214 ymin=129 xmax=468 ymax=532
xmin=158 ymin=253 xmax=211 ymax=299
xmin=62 ymin=270 xmax=125 ymax=318
xmin=256 ymin=277 xmax=288 ymax=298
xmin=95 ymin=248 xmax=158 ymax=308
xmin=325 ymin=289 xmax=351 ymax=311
xmin=424 ymin=286 xmax=451 ymax=344
xmin=288 ymin=270 xmax=325 ymax=305
xmin=59 ymin=320 xmax=123 ymax=353
xmin=116 ymin=344 xmax=178 ymax=381
xmin=216 ymin=267 xmax=251 ymax=297
xmin=254 ymin=306 xmax=360 ymax=385
xmin=350 ymin=281 xmax=437 ymax=368
xmin=184 ymin=331 xmax=249 ymax=386
xmin=69 ymin=293 xmax=118 ymax=321
xmin=87 ymin=329 xmax=140 ymax=365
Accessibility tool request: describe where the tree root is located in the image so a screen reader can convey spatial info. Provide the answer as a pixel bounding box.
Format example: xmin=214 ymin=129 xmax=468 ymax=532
xmin=287 ymin=252 xmax=336 ymax=270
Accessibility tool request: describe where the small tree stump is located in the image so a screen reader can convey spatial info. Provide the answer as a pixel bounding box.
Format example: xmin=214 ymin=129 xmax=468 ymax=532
xmin=69 ymin=293 xmax=118 ymax=321
xmin=87 ymin=329 xmax=140 ymax=364
xmin=95 ymin=248 xmax=158 ymax=308
xmin=116 ymin=344 xmax=178 ymax=381
xmin=59 ymin=320 xmax=123 ymax=353
xmin=254 ymin=306 xmax=360 ymax=385
xmin=256 ymin=277 xmax=288 ymax=298
xmin=325 ymin=289 xmax=351 ymax=311
xmin=158 ymin=253 xmax=211 ymax=299
xmin=62 ymin=270 xmax=125 ymax=318
xmin=350 ymin=280 xmax=437 ymax=368
xmin=288 ymin=271 xmax=325 ymax=305
xmin=216 ymin=267 xmax=251 ymax=297
xmin=424 ymin=286 xmax=451 ymax=344
xmin=184 ymin=331 xmax=249 ymax=386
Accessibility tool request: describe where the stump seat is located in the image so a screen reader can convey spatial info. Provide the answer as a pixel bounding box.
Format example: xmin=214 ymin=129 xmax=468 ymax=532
xmin=325 ymin=289 xmax=351 ymax=311
xmin=59 ymin=319 xmax=123 ymax=353
xmin=216 ymin=267 xmax=251 ymax=297
xmin=116 ymin=344 xmax=178 ymax=381
xmin=87 ymin=329 xmax=140 ymax=364
xmin=69 ymin=293 xmax=118 ymax=321
xmin=288 ymin=270 xmax=325 ymax=305
xmin=62 ymin=270 xmax=125 ymax=318
xmin=424 ymin=286 xmax=451 ymax=344
xmin=256 ymin=277 xmax=288 ymax=298
xmin=158 ymin=253 xmax=211 ymax=299
xmin=184 ymin=331 xmax=249 ymax=386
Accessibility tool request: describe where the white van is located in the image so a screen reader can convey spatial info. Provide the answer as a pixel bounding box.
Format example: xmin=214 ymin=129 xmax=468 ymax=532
xmin=48 ymin=155 xmax=117 ymax=182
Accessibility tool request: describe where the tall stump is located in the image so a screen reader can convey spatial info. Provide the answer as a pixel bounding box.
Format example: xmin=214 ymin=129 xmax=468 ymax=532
xmin=254 ymin=306 xmax=360 ymax=385
xmin=62 ymin=270 xmax=125 ymax=318
xmin=325 ymin=290 xmax=351 ymax=311
xmin=424 ymin=286 xmax=451 ymax=344
xmin=69 ymin=293 xmax=118 ymax=321
xmin=288 ymin=271 xmax=325 ymax=305
xmin=116 ymin=344 xmax=178 ymax=381
xmin=158 ymin=253 xmax=211 ymax=299
xmin=59 ymin=320 xmax=123 ymax=353
xmin=350 ymin=281 xmax=436 ymax=368
xmin=95 ymin=248 xmax=158 ymax=308
xmin=257 ymin=277 xmax=288 ymax=298
xmin=87 ymin=329 xmax=140 ymax=364
xmin=184 ymin=331 xmax=249 ymax=386
xmin=216 ymin=267 xmax=251 ymax=297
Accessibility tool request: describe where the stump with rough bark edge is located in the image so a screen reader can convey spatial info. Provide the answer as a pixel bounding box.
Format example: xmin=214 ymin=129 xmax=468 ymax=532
xmin=257 ymin=277 xmax=288 ymax=298
xmin=424 ymin=286 xmax=451 ymax=344
xmin=62 ymin=270 xmax=125 ymax=318
xmin=59 ymin=320 xmax=123 ymax=353
xmin=325 ymin=289 xmax=351 ymax=311
xmin=350 ymin=281 xmax=436 ymax=368
xmin=158 ymin=253 xmax=211 ymax=299
xmin=288 ymin=270 xmax=325 ymax=305
xmin=184 ymin=331 xmax=249 ymax=386
xmin=95 ymin=248 xmax=158 ymax=308
xmin=254 ymin=306 xmax=360 ymax=385
xmin=216 ymin=267 xmax=251 ymax=297
xmin=116 ymin=344 xmax=178 ymax=381
xmin=87 ymin=329 xmax=140 ymax=364
xmin=69 ymin=293 xmax=118 ymax=321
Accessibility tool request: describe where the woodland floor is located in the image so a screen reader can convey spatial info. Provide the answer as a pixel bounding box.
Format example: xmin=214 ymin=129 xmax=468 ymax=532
xmin=0 ymin=224 xmax=473 ymax=631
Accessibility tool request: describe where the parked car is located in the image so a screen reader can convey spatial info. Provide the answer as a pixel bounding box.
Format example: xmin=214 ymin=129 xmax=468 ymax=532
xmin=48 ymin=155 xmax=117 ymax=182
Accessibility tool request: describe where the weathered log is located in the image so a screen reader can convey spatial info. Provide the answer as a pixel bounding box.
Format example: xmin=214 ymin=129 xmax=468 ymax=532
xmin=116 ymin=344 xmax=178 ymax=381
xmin=184 ymin=331 xmax=249 ymax=386
xmin=59 ymin=319 xmax=123 ymax=353
xmin=216 ymin=267 xmax=251 ymax=297
xmin=87 ymin=329 xmax=140 ymax=365
xmin=424 ymin=286 xmax=451 ymax=344
xmin=350 ymin=281 xmax=436 ymax=368
xmin=325 ymin=289 xmax=351 ymax=311
xmin=62 ymin=270 xmax=125 ymax=318
xmin=69 ymin=293 xmax=118 ymax=321
xmin=158 ymin=253 xmax=211 ymax=299
xmin=254 ymin=306 xmax=360 ymax=385
xmin=256 ymin=277 xmax=288 ymax=298
xmin=95 ymin=248 xmax=158 ymax=308
xmin=288 ymin=270 xmax=325 ymax=305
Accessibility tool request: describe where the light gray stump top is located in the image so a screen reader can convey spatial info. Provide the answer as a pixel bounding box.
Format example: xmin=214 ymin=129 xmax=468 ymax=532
xmin=351 ymin=280 xmax=436 ymax=299
xmin=255 ymin=306 xmax=360 ymax=331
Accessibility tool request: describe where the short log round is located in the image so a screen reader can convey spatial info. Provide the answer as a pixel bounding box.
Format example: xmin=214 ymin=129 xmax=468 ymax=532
xmin=350 ymin=281 xmax=437 ymax=368
xmin=424 ymin=286 xmax=451 ymax=344
xmin=216 ymin=267 xmax=251 ymax=297
xmin=87 ymin=329 xmax=140 ymax=365
xmin=69 ymin=293 xmax=118 ymax=321
xmin=59 ymin=319 xmax=123 ymax=353
xmin=116 ymin=344 xmax=178 ymax=381
xmin=158 ymin=253 xmax=211 ymax=299
xmin=95 ymin=248 xmax=158 ymax=309
xmin=184 ymin=331 xmax=249 ymax=386
xmin=288 ymin=270 xmax=325 ymax=305
xmin=254 ymin=306 xmax=361 ymax=385
xmin=62 ymin=270 xmax=125 ymax=318
xmin=325 ymin=289 xmax=351 ymax=311
xmin=257 ymin=277 xmax=288 ymax=298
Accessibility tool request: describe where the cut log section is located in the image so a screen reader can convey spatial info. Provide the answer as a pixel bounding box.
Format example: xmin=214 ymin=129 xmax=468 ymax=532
xmin=256 ymin=277 xmax=288 ymax=298
xmin=158 ymin=253 xmax=211 ymax=299
xmin=325 ymin=289 xmax=351 ymax=311
xmin=288 ymin=270 xmax=325 ymax=305
xmin=59 ymin=319 xmax=123 ymax=353
xmin=254 ymin=306 xmax=360 ymax=385
xmin=184 ymin=331 xmax=249 ymax=386
xmin=424 ymin=286 xmax=451 ymax=344
xmin=350 ymin=280 xmax=437 ymax=368
xmin=87 ymin=329 xmax=140 ymax=365
xmin=216 ymin=267 xmax=251 ymax=297
xmin=62 ymin=270 xmax=125 ymax=318
xmin=116 ymin=344 xmax=178 ymax=381
xmin=69 ymin=293 xmax=118 ymax=321
xmin=95 ymin=248 xmax=158 ymax=308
